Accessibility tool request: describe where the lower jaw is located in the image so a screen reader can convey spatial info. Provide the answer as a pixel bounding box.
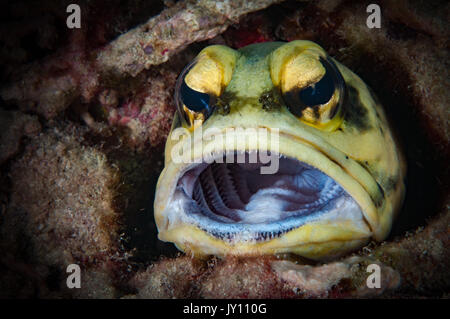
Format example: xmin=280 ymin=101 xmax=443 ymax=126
xmin=159 ymin=222 xmax=370 ymax=260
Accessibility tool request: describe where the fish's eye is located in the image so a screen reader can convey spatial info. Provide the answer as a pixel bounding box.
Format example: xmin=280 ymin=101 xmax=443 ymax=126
xmin=281 ymin=56 xmax=345 ymax=130
xmin=175 ymin=45 xmax=238 ymax=129
xmin=180 ymin=78 xmax=211 ymax=113
xmin=175 ymin=60 xmax=215 ymax=128
xmin=291 ymin=59 xmax=335 ymax=108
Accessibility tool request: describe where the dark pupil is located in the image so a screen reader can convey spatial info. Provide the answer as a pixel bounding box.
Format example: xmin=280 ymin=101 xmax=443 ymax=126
xmin=298 ymin=61 xmax=335 ymax=106
xmin=180 ymin=79 xmax=210 ymax=112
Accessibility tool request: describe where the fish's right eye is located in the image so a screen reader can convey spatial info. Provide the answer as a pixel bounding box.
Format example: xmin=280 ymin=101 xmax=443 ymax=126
xmin=175 ymin=60 xmax=216 ymax=128
xmin=174 ymin=45 xmax=239 ymax=129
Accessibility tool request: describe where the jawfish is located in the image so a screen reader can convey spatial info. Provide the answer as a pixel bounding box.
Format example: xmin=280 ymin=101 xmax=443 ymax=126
xmin=154 ymin=41 xmax=406 ymax=260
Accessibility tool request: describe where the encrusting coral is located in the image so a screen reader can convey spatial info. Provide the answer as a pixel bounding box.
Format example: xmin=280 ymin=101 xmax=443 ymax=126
xmin=0 ymin=0 xmax=448 ymax=298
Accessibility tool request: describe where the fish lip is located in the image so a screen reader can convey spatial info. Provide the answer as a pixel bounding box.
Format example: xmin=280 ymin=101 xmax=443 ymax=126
xmin=161 ymin=150 xmax=368 ymax=243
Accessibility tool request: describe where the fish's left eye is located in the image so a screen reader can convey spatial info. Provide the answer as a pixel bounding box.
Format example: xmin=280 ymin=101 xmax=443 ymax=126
xmin=295 ymin=60 xmax=335 ymax=107
xmin=282 ymin=57 xmax=345 ymax=129
xmin=175 ymin=60 xmax=215 ymax=128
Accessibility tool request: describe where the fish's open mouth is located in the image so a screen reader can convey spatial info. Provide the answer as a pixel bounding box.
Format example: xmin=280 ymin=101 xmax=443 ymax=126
xmin=168 ymin=151 xmax=366 ymax=242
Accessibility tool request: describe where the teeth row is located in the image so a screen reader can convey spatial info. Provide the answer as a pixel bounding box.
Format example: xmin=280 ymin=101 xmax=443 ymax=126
xmin=255 ymin=229 xmax=290 ymax=241
xmin=205 ymin=228 xmax=293 ymax=243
